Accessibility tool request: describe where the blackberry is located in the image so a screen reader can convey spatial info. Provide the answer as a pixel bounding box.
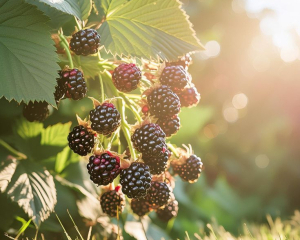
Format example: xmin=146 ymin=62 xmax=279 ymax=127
xmin=112 ymin=63 xmax=142 ymax=92
xmin=167 ymin=54 xmax=192 ymax=69
xmin=172 ymin=155 xmax=203 ymax=183
xmin=120 ymin=162 xmax=152 ymax=198
xmin=59 ymin=69 xmax=87 ymax=100
xmin=131 ymin=198 xmax=150 ymax=217
xmin=23 ymin=101 xmax=49 ymax=122
xmin=70 ymin=29 xmax=100 ymax=56
xmin=147 ymin=85 xmax=181 ymax=118
xmin=54 ymin=80 xmax=66 ymax=104
xmin=87 ymin=152 xmax=120 ymax=185
xmin=156 ymin=198 xmax=178 ymax=222
xmin=176 ymin=86 xmax=200 ymax=108
xmin=131 ymin=123 xmax=167 ymax=157
xmin=143 ymin=150 xmax=170 ymax=175
xmin=89 ymin=103 xmax=121 ymax=135
xmin=159 ymin=65 xmax=189 ymax=91
xmin=157 ymin=115 xmax=180 ymax=137
xmin=145 ymin=181 xmax=171 ymax=209
xmin=68 ymin=125 xmax=94 ymax=156
xmin=100 ymin=186 xmax=125 ymax=217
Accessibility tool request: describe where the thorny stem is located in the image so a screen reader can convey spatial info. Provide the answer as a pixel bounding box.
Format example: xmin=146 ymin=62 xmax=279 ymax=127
xmin=0 ymin=139 xmax=27 ymax=160
xmin=59 ymin=34 xmax=74 ymax=69
xmin=167 ymin=142 xmax=179 ymax=158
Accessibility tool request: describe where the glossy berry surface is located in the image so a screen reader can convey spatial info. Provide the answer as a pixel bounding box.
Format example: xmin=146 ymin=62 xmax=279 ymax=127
xmin=68 ymin=125 xmax=94 ymax=156
xmin=157 ymin=115 xmax=180 ymax=137
xmin=145 ymin=181 xmax=171 ymax=209
xmin=156 ymin=198 xmax=178 ymax=222
xmin=100 ymin=188 xmax=125 ymax=217
xmin=23 ymin=101 xmax=49 ymax=122
xmin=176 ymin=86 xmax=200 ymax=108
xmin=70 ymin=29 xmax=100 ymax=56
xmin=143 ymin=150 xmax=170 ymax=175
xmin=160 ymin=65 xmax=189 ymax=91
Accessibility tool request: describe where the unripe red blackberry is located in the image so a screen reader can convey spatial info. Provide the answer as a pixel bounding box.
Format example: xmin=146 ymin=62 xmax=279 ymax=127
xmin=167 ymin=54 xmax=192 ymax=69
xmin=143 ymin=150 xmax=170 ymax=175
xmin=131 ymin=123 xmax=167 ymax=157
xmin=131 ymin=198 xmax=150 ymax=217
xmin=156 ymin=198 xmax=178 ymax=222
xmin=89 ymin=103 xmax=121 ymax=135
xmin=172 ymin=154 xmax=203 ymax=183
xmin=147 ymin=85 xmax=181 ymax=118
xmin=70 ymin=29 xmax=100 ymax=56
xmin=87 ymin=152 xmax=120 ymax=186
xmin=112 ymin=63 xmax=141 ymax=92
xmin=68 ymin=125 xmax=95 ymax=156
xmin=100 ymin=186 xmax=125 ymax=217
xmin=145 ymin=181 xmax=171 ymax=209
xmin=120 ymin=162 xmax=152 ymax=198
xmin=159 ymin=65 xmax=189 ymax=91
xmin=157 ymin=115 xmax=180 ymax=137
xmin=23 ymin=101 xmax=49 ymax=122
xmin=176 ymin=86 xmax=200 ymax=108
xmin=59 ymin=69 xmax=87 ymax=100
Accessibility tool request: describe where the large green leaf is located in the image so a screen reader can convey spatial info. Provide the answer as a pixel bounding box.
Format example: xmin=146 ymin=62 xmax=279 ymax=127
xmin=79 ymin=0 xmax=93 ymax=20
xmin=98 ymin=0 xmax=204 ymax=60
xmin=1 ymin=160 xmax=57 ymax=225
xmin=0 ymin=0 xmax=59 ymax=105
xmin=41 ymin=122 xmax=71 ymax=147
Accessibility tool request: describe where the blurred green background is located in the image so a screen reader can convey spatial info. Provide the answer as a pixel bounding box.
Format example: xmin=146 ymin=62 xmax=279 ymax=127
xmin=1 ymin=0 xmax=300 ymax=239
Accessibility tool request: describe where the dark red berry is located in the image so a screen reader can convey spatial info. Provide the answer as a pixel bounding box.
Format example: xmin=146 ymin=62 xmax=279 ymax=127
xmin=89 ymin=103 xmax=121 ymax=135
xmin=157 ymin=115 xmax=180 ymax=137
xmin=23 ymin=101 xmax=49 ymax=122
xmin=176 ymin=86 xmax=200 ymax=108
xmin=112 ymin=63 xmax=142 ymax=92
xmin=68 ymin=125 xmax=95 ymax=156
xmin=156 ymin=197 xmax=178 ymax=222
xmin=160 ymin=65 xmax=189 ymax=91
xmin=100 ymin=187 xmax=125 ymax=217
xmin=70 ymin=29 xmax=100 ymax=56
xmin=87 ymin=152 xmax=121 ymax=186
xmin=166 ymin=54 xmax=192 ymax=69
xmin=131 ymin=198 xmax=150 ymax=217
xmin=145 ymin=181 xmax=171 ymax=209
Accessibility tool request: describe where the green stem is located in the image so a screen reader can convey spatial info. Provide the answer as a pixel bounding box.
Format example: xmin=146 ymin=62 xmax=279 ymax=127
xmin=74 ymin=17 xmax=82 ymax=30
xmin=59 ymin=34 xmax=74 ymax=69
xmin=167 ymin=142 xmax=179 ymax=158
xmin=99 ymin=74 xmax=105 ymax=103
xmin=0 ymin=139 xmax=26 ymax=159
xmin=119 ymin=93 xmax=142 ymax=123
xmin=123 ymin=93 xmax=141 ymax=99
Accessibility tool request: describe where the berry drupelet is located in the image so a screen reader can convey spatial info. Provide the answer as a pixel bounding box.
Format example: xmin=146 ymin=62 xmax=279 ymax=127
xmin=156 ymin=115 xmax=180 ymax=137
xmin=89 ymin=103 xmax=121 ymax=135
xmin=131 ymin=198 xmax=151 ymax=217
xmin=145 ymin=181 xmax=171 ymax=209
xmin=100 ymin=186 xmax=125 ymax=217
xmin=87 ymin=152 xmax=120 ymax=186
xmin=70 ymin=29 xmax=100 ymax=56
xmin=156 ymin=198 xmax=178 ymax=222
xmin=159 ymin=65 xmax=189 ymax=91
xmin=166 ymin=54 xmax=192 ymax=69
xmin=176 ymin=86 xmax=200 ymax=108
xmin=23 ymin=101 xmax=49 ymax=122
xmin=68 ymin=125 xmax=95 ymax=156
xmin=112 ymin=63 xmax=142 ymax=92
xmin=143 ymin=150 xmax=170 ymax=175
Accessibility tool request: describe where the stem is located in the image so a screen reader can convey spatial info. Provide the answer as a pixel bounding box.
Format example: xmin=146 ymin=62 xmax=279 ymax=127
xmin=99 ymin=74 xmax=105 ymax=103
xmin=74 ymin=17 xmax=82 ymax=30
xmin=123 ymin=93 xmax=141 ymax=99
xmin=119 ymin=93 xmax=142 ymax=123
xmin=59 ymin=34 xmax=74 ymax=69
xmin=167 ymin=142 xmax=179 ymax=158
xmin=108 ymin=130 xmax=118 ymax=149
xmin=0 ymin=139 xmax=26 ymax=159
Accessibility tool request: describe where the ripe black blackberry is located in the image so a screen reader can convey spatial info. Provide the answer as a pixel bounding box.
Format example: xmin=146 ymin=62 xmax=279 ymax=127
xmin=159 ymin=65 xmax=189 ymax=91
xmin=172 ymin=154 xmax=203 ymax=183
xmin=167 ymin=54 xmax=192 ymax=69
xmin=143 ymin=150 xmax=170 ymax=175
xmin=54 ymin=79 xmax=66 ymax=104
xmin=131 ymin=123 xmax=167 ymax=157
xmin=147 ymin=85 xmax=181 ymax=118
xmin=131 ymin=198 xmax=150 ymax=217
xmin=112 ymin=63 xmax=142 ymax=92
xmin=100 ymin=186 xmax=125 ymax=217
xmin=176 ymin=86 xmax=200 ymax=108
xmin=23 ymin=101 xmax=49 ymax=122
xmin=156 ymin=198 xmax=178 ymax=222
xmin=157 ymin=115 xmax=180 ymax=137
xmin=145 ymin=181 xmax=171 ymax=209
xmin=120 ymin=162 xmax=152 ymax=198
xmin=70 ymin=29 xmax=100 ymax=56
xmin=89 ymin=103 xmax=121 ymax=135
xmin=87 ymin=152 xmax=120 ymax=185
xmin=68 ymin=125 xmax=95 ymax=156
xmin=59 ymin=69 xmax=87 ymax=100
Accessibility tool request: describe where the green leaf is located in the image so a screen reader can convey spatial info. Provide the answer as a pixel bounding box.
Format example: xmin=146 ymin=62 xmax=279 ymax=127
xmin=55 ymin=146 xmax=79 ymax=174
xmin=41 ymin=122 xmax=72 ymax=147
xmin=0 ymin=158 xmax=17 ymax=192
xmin=79 ymin=0 xmax=93 ymax=20
xmin=98 ymin=0 xmax=204 ymax=60
xmin=3 ymin=160 xmax=57 ymax=225
xmin=25 ymin=0 xmax=82 ymax=20
xmin=0 ymin=0 xmax=59 ymax=105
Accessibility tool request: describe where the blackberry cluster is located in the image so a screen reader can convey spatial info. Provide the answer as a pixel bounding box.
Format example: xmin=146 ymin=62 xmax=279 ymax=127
xmin=147 ymin=85 xmax=181 ymax=118
xmin=157 ymin=115 xmax=180 ymax=137
xmin=159 ymin=65 xmax=189 ymax=91
xmin=172 ymin=154 xmax=203 ymax=183
xmin=145 ymin=181 xmax=171 ymax=209
xmin=131 ymin=198 xmax=150 ymax=217
xmin=68 ymin=125 xmax=95 ymax=156
xmin=143 ymin=150 xmax=170 ymax=175
xmin=112 ymin=63 xmax=142 ymax=92
xmin=89 ymin=103 xmax=121 ymax=135
xmin=23 ymin=101 xmax=49 ymax=122
xmin=131 ymin=123 xmax=167 ymax=157
xmin=156 ymin=198 xmax=178 ymax=222
xmin=87 ymin=152 xmax=120 ymax=186
xmin=166 ymin=54 xmax=192 ymax=69
xmin=176 ymin=86 xmax=200 ymax=108
xmin=120 ymin=162 xmax=152 ymax=198
xmin=70 ymin=29 xmax=100 ymax=56
xmin=100 ymin=187 xmax=125 ymax=217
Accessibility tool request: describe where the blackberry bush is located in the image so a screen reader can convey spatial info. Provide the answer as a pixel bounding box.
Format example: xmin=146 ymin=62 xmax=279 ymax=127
xmin=23 ymin=101 xmax=49 ymax=122
xmin=70 ymin=29 xmax=100 ymax=56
